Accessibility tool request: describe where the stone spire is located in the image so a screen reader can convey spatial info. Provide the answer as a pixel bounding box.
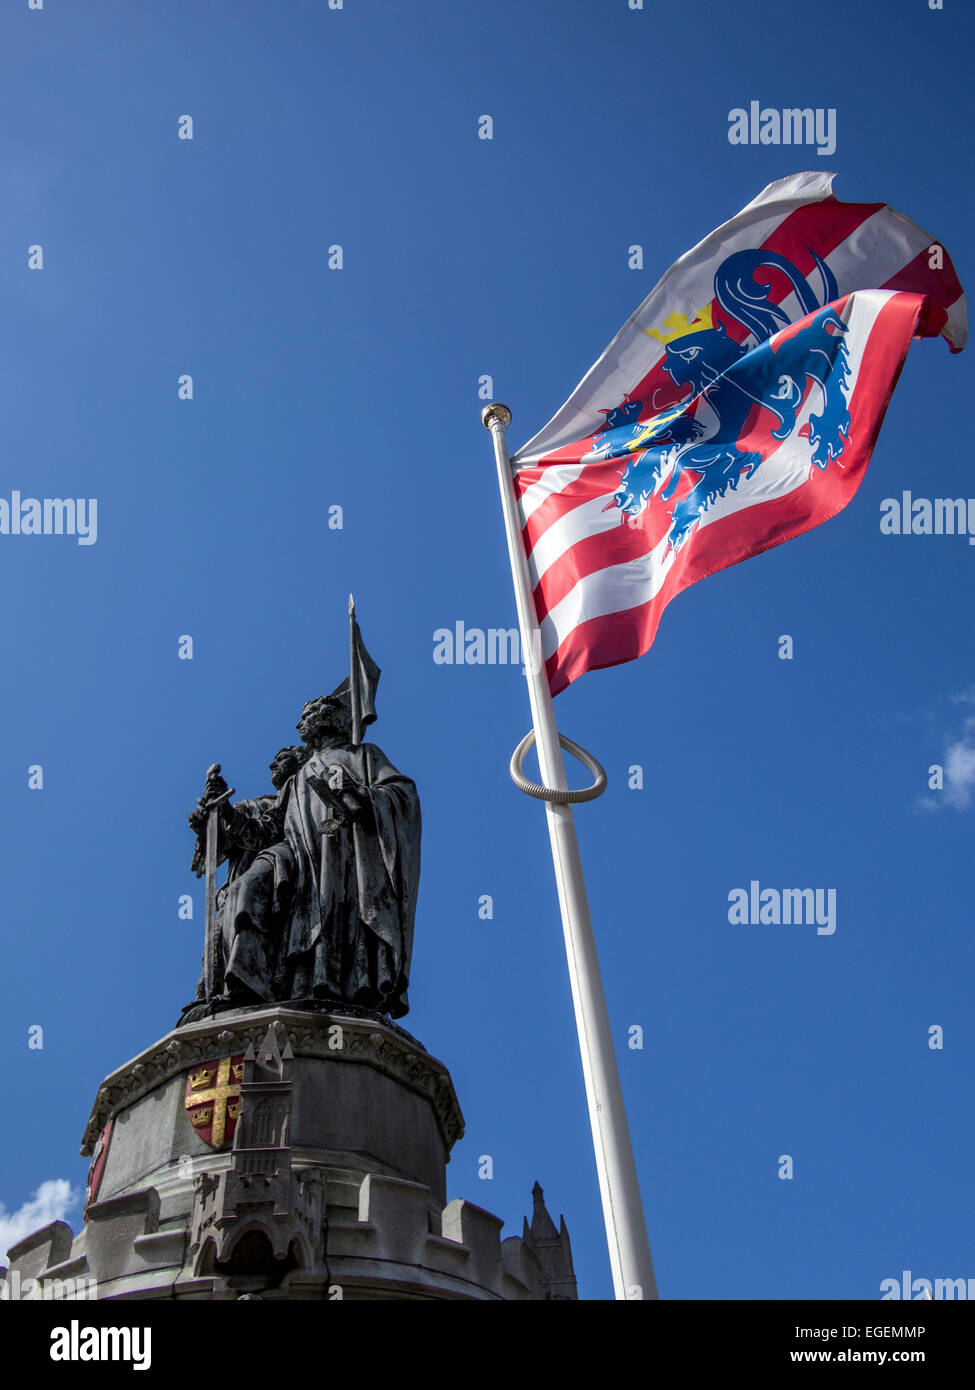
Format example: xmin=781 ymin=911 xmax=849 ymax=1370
xmin=522 ymin=1182 xmax=578 ymax=1300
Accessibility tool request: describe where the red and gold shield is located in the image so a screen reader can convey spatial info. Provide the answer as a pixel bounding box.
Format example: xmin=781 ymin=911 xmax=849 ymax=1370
xmin=184 ymin=1055 xmax=244 ymax=1149
xmin=83 ymin=1118 xmax=113 ymax=1221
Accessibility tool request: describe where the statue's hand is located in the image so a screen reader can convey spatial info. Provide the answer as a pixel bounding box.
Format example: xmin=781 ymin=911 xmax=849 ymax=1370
xmin=340 ymin=787 xmax=372 ymax=825
xmin=202 ymin=764 xmax=230 ymax=807
xmin=189 ymin=766 xmax=231 ymax=834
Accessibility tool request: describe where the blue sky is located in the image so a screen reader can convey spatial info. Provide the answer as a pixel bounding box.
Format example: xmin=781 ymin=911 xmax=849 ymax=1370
xmin=1 ymin=0 xmax=972 ymax=1299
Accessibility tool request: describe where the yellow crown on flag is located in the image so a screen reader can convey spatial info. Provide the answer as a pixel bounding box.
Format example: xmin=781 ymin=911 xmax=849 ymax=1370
xmin=644 ymin=304 xmax=714 ymax=345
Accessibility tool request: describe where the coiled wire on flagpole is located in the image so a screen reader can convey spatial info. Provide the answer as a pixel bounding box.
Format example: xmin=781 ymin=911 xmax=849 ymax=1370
xmin=510 ymin=730 xmax=607 ymax=804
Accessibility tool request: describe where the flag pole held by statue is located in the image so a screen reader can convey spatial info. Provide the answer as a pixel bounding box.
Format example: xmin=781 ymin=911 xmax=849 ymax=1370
xmin=348 ymin=593 xmax=362 ymax=748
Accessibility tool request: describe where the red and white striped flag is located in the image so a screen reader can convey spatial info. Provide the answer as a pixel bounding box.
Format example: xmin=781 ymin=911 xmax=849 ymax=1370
xmin=512 ymin=172 xmax=966 ymax=695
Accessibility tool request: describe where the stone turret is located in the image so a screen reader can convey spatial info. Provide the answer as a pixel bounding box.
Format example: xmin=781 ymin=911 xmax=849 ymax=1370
xmin=188 ymin=1026 xmax=325 ymax=1277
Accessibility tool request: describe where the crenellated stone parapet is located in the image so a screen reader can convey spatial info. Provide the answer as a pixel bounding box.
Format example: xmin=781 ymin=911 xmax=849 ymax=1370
xmin=2 ymin=1166 xmax=562 ymax=1301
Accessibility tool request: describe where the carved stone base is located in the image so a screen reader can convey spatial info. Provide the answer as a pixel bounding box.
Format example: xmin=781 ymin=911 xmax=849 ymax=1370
xmin=2 ymin=1007 xmax=577 ymax=1301
xmin=175 ymin=996 xmax=424 ymax=1051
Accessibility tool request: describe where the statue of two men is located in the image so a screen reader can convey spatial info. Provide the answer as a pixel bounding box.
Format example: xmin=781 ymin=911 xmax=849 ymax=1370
xmin=188 ymin=694 xmax=421 ymax=1019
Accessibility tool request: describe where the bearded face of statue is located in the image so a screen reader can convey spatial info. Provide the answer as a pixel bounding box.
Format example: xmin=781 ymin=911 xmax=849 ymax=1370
xmin=269 ymin=746 xmax=306 ymax=790
xmin=296 ymin=699 xmax=350 ymax=751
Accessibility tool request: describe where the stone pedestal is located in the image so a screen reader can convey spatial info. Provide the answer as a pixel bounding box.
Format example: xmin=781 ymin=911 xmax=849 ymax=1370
xmin=2 ymin=1006 xmax=577 ymax=1301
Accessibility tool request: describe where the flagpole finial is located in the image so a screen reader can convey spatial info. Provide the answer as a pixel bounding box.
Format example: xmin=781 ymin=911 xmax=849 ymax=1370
xmin=481 ymin=402 xmax=512 ymax=431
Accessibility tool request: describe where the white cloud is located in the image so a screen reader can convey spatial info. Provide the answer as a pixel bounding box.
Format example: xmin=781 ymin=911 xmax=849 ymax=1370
xmin=919 ymin=710 xmax=975 ymax=812
xmin=942 ymin=734 xmax=975 ymax=809
xmin=0 ymin=1180 xmax=79 ymax=1262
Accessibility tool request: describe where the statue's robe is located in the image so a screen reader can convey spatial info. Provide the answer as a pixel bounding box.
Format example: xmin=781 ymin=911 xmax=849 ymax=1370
xmin=218 ymin=794 xmax=281 ymax=882
xmin=221 ymin=742 xmax=420 ymax=1017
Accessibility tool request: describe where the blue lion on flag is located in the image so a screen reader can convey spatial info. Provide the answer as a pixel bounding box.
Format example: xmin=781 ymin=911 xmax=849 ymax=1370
xmin=595 ymin=250 xmax=853 ymax=551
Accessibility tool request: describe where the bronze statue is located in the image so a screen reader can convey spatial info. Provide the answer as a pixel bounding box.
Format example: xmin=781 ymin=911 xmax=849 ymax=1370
xmin=185 ymin=605 xmax=420 ymax=1021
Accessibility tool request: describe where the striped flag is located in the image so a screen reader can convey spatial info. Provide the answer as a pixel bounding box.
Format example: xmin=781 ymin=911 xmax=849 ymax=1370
xmin=512 ymin=172 xmax=966 ymax=695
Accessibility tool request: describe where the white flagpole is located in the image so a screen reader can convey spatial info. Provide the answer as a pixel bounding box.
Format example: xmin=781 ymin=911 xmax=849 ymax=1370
xmin=482 ymin=403 xmax=658 ymax=1301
